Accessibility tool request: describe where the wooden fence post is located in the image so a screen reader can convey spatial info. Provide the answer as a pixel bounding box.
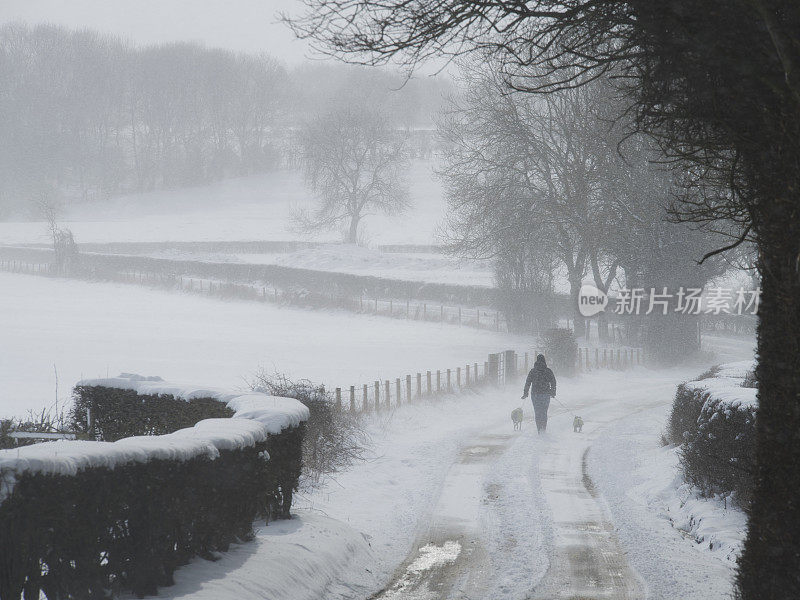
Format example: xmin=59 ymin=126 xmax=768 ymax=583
xmin=466 ymin=364 xmax=471 ymax=387
xmin=475 ymin=363 xmax=480 ymax=383
xmin=396 ymin=378 xmax=401 ymax=406
xmin=436 ymin=370 xmax=441 ymax=394
xmin=417 ymin=373 xmax=422 ymax=399
xmin=375 ymin=381 xmax=381 ymax=410
xmin=488 ymin=353 xmax=500 ymax=386
xmin=363 ymin=384 xmax=368 ymax=412
xmin=335 ymin=388 xmax=342 ymax=410
xmin=406 ymin=375 xmax=412 ymax=403
xmin=385 ymin=380 xmax=391 ymax=409
xmin=447 ymin=369 xmax=451 ymax=392
xmin=458 ymin=306 xmax=461 ymax=326
xmin=426 ymin=371 xmax=432 ymax=396
xmin=350 ymin=386 xmax=356 ymax=412
xmin=457 ymin=367 xmax=461 ymax=388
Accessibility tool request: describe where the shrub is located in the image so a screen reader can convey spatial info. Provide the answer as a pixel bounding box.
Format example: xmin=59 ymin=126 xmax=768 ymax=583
xmin=665 ymin=367 xmax=719 ymax=445
xmin=666 ymin=364 xmax=757 ymax=508
xmin=680 ymin=393 xmax=756 ymax=506
xmin=0 ymin=405 xmax=72 ymax=450
xmin=70 ymin=384 xmax=234 ymax=441
xmin=742 ymin=369 xmax=758 ymax=388
xmin=541 ymin=327 xmax=578 ymax=376
xmin=250 ymin=371 xmax=369 ymax=487
xmin=666 ymin=384 xmax=708 ymax=446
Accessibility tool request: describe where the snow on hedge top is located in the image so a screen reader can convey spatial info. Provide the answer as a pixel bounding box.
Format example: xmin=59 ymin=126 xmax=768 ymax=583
xmin=0 ymin=375 xmax=308 ymax=501
xmin=77 ymin=373 xmax=309 ymax=434
xmin=685 ymin=360 xmax=757 ymax=411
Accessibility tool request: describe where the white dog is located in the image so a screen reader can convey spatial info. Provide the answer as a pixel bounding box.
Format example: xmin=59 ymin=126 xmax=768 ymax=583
xmin=511 ymin=407 xmax=524 ymax=430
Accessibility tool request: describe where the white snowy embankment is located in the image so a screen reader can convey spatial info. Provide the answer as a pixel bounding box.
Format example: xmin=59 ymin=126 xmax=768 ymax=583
xmin=0 ymin=374 xmax=309 ymax=501
xmin=592 ymin=357 xmax=756 ymax=593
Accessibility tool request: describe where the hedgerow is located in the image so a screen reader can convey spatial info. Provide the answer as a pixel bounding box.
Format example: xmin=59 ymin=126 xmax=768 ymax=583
xmin=667 ymin=364 xmax=757 ymax=507
xmin=0 ymin=438 xmax=292 ymax=599
xmin=70 ymin=385 xmax=234 ymax=441
xmin=0 ymin=382 xmax=307 ymax=599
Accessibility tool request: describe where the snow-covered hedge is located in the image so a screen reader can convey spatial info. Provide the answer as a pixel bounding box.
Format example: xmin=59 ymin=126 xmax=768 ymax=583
xmin=71 ymin=377 xmax=235 ymax=441
xmin=668 ymin=361 xmax=757 ymax=506
xmin=0 ymin=375 xmax=308 ymax=600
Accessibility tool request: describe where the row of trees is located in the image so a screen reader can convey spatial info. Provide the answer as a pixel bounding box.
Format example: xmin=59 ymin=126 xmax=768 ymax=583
xmin=0 ymin=24 xmax=286 ymax=215
xmin=0 ymin=23 xmax=448 ymax=218
xmin=438 ymin=66 xmax=726 ymax=361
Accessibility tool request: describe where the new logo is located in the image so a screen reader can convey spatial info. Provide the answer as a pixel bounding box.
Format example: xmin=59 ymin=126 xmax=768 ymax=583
xmin=578 ymin=284 xmax=608 ymax=317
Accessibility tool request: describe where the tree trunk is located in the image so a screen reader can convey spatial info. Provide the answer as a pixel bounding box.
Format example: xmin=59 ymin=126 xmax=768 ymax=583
xmin=568 ymin=275 xmax=586 ymax=339
xmin=737 ymin=188 xmax=800 ymax=599
xmin=347 ymin=215 xmax=360 ymax=244
xmin=597 ymin=312 xmax=609 ymax=342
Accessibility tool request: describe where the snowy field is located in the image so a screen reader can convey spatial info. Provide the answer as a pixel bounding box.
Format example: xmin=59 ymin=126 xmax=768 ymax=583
xmin=0 ymin=272 xmax=531 ymax=418
xmin=155 ymin=335 xmax=754 ymax=600
xmin=0 ymin=161 xmax=447 ymax=247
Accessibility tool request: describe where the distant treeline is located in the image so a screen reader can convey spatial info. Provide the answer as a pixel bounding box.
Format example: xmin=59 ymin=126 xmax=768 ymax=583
xmin=0 ymin=24 xmax=450 ymax=217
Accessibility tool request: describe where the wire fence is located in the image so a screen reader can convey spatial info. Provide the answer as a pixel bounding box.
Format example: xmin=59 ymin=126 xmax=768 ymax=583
xmin=0 ymin=258 xmax=510 ymax=332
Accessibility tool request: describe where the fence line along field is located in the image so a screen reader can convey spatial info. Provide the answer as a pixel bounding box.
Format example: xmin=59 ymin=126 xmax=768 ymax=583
xmin=334 ymin=347 xmax=645 ymax=413
xmin=0 ymin=271 xmax=534 ymax=418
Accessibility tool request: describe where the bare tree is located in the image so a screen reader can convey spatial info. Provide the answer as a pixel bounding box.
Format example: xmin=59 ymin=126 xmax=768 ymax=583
xmin=440 ymin=66 xmax=614 ymax=337
xmin=37 ymin=195 xmax=77 ymax=275
xmin=294 ymin=103 xmax=410 ymax=243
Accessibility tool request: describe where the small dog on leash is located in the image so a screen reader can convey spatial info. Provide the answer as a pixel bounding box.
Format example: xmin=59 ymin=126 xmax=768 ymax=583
xmin=573 ymin=416 xmax=584 ymax=433
xmin=511 ymin=407 xmax=524 ymax=430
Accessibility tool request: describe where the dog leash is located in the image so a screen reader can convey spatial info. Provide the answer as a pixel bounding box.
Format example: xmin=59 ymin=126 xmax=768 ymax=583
xmin=551 ymin=395 xmax=578 ymax=418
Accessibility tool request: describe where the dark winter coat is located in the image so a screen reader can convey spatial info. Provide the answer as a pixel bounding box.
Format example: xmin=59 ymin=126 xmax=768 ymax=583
xmin=523 ymin=363 xmax=557 ymax=398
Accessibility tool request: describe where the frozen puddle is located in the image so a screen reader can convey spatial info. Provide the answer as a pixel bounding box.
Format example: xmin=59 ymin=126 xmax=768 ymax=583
xmin=372 ymin=434 xmax=513 ymax=599
xmin=375 ymin=541 xmax=462 ymax=599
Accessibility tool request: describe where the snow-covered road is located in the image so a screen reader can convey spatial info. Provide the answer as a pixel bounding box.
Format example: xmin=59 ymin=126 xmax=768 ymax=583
xmin=370 ymin=370 xmax=689 ymax=600
xmin=158 ymin=334 xmax=752 ymax=600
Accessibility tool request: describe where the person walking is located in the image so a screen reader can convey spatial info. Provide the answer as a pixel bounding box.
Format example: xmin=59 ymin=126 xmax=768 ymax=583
xmin=521 ymin=354 xmax=557 ymax=433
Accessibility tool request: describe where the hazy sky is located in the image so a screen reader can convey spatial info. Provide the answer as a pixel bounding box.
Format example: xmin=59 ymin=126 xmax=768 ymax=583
xmin=0 ymin=0 xmax=317 ymax=66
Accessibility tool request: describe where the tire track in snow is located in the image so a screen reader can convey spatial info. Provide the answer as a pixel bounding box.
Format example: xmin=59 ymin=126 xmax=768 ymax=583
xmin=370 ymin=433 xmax=514 ymax=600
xmin=528 ymin=441 xmax=643 ymax=600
